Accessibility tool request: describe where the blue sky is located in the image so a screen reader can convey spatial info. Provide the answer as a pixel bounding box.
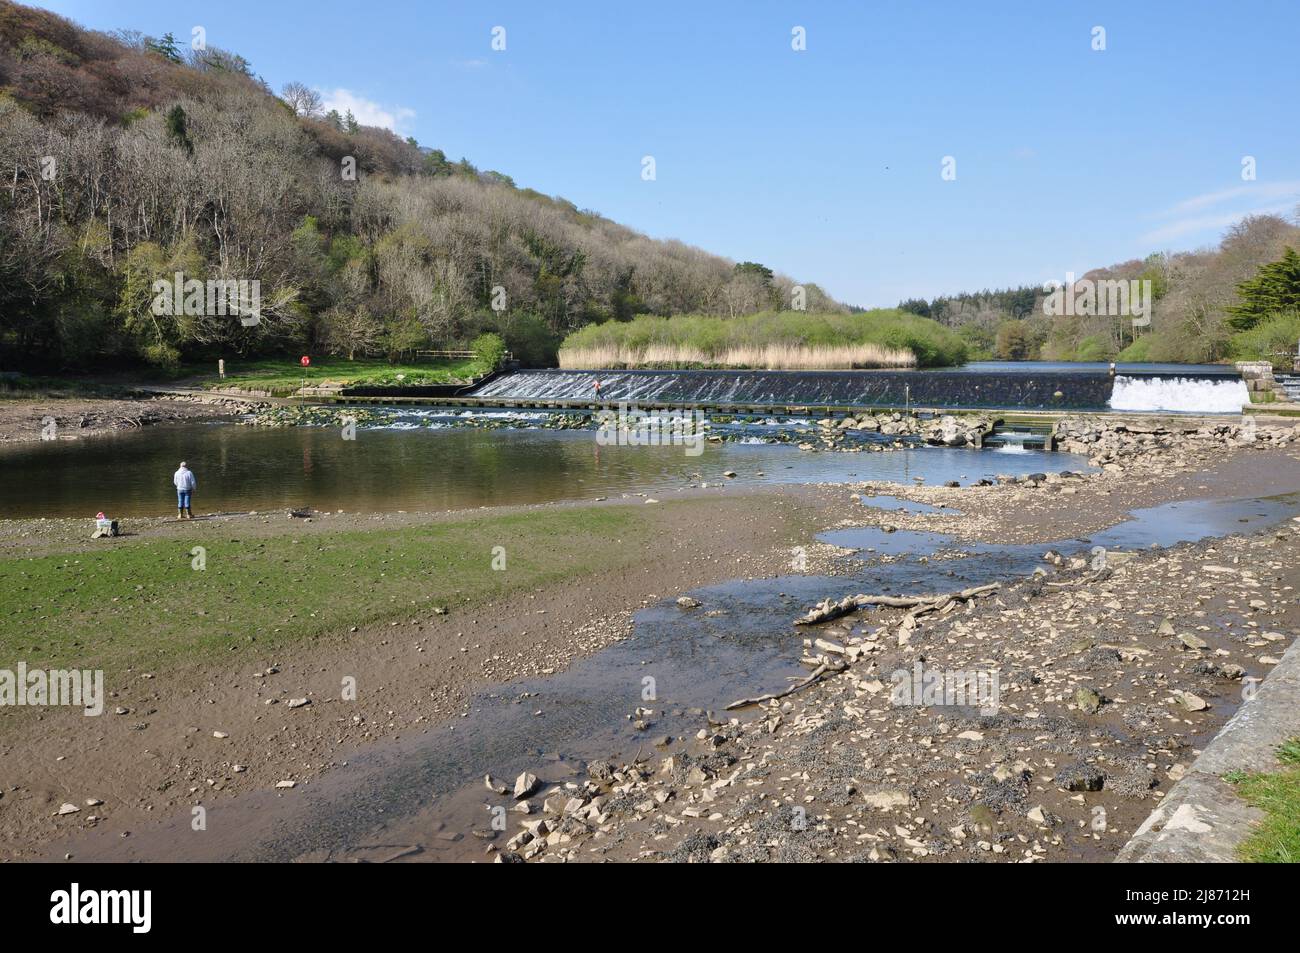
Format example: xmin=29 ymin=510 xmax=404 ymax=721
xmin=41 ymin=0 xmax=1300 ymax=308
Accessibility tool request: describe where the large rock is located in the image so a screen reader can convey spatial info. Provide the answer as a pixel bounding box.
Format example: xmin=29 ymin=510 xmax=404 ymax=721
xmin=862 ymin=790 xmax=911 ymax=810
xmin=514 ymin=772 xmax=539 ymax=799
xmin=1075 ymin=687 xmax=1104 ymax=714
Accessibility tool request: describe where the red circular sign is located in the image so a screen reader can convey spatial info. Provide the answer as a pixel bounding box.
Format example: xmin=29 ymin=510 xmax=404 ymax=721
xmin=300 ymin=356 xmax=311 ymax=367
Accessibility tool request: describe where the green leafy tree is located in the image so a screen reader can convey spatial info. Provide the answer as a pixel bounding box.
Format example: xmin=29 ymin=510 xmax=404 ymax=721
xmin=288 ymin=216 xmax=332 ymax=314
xmin=994 ymin=319 xmax=1033 ymax=360
xmin=956 ymin=321 xmax=995 ymax=359
xmin=1006 ymin=286 xmax=1037 ymax=319
xmin=1074 ymin=334 xmax=1109 ymax=362
xmin=422 ymin=149 xmax=454 ymax=177
xmin=1139 ymin=253 xmax=1170 ymax=299
xmin=734 ymin=261 xmax=774 ymax=283
xmin=1229 ymin=313 xmax=1300 ymax=369
xmin=1226 ymin=247 xmax=1300 ymax=331
xmin=116 ymin=238 xmax=204 ymax=364
xmin=382 ymin=312 xmax=428 ymax=361
xmin=496 ymin=314 xmax=560 ymax=366
xmin=471 ymin=332 xmax=507 ymax=370
xmin=611 ymin=267 xmax=646 ymax=321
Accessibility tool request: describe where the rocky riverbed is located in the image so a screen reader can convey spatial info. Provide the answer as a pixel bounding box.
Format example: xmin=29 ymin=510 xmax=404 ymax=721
xmin=462 ymin=424 xmax=1300 ymax=863
xmin=0 ymin=393 xmax=258 ymax=444
xmin=495 ymin=511 xmax=1300 ymax=863
xmin=240 ymin=403 xmax=992 ymax=454
xmin=1053 ymin=415 xmax=1293 ymax=473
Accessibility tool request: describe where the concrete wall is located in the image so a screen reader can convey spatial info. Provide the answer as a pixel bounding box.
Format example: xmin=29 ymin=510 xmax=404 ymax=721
xmin=1235 ymin=361 xmax=1279 ymax=396
xmin=1116 ymin=635 xmax=1300 ymax=863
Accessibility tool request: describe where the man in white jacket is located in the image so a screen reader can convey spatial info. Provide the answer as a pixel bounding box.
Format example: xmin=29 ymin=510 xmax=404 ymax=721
xmin=173 ymin=461 xmax=196 ymax=520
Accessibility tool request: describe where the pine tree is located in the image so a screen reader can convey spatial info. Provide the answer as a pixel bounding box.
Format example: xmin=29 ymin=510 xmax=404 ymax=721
xmin=1226 ymin=246 xmax=1300 ymax=330
xmin=344 ymin=110 xmax=359 ymax=134
xmin=165 ymin=105 xmax=193 ymax=154
xmin=147 ymin=32 xmax=183 ymax=63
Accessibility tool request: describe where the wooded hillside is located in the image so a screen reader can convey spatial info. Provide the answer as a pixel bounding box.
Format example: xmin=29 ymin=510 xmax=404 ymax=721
xmin=901 ymin=214 xmax=1300 ymax=366
xmin=0 ymin=1 xmax=842 ymax=371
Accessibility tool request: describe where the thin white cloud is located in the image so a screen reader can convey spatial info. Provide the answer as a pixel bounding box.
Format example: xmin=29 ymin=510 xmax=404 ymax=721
xmin=1156 ymin=180 xmax=1300 ymax=217
xmin=317 ymin=88 xmax=416 ymax=133
xmin=1138 ymin=180 xmax=1300 ymax=245
xmin=1140 ymin=202 xmax=1297 ymax=245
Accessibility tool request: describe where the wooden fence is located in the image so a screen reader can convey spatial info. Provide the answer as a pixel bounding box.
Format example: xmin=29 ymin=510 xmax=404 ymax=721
xmin=414 ymin=349 xmax=477 ymax=360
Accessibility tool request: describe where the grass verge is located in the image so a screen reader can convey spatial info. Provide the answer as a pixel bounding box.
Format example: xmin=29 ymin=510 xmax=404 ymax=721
xmin=196 ymin=357 xmax=484 ymax=396
xmin=1228 ymin=737 xmax=1300 ymax=863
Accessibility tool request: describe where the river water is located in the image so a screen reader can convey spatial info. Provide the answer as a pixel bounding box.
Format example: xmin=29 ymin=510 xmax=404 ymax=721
xmin=0 ymin=418 xmax=1088 ymax=519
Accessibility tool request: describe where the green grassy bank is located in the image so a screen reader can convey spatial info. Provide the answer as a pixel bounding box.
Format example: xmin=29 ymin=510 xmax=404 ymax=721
xmin=0 ymin=506 xmax=649 ymax=678
xmin=197 ymin=356 xmax=484 ymax=396
xmin=1229 ymin=737 xmax=1300 ymax=863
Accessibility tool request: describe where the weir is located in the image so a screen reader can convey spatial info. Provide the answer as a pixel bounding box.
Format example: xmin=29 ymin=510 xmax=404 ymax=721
xmin=312 ymin=362 xmax=1253 ymax=416
xmin=470 ymin=368 xmax=1111 ymax=409
xmin=459 ymin=362 xmax=1250 ymax=415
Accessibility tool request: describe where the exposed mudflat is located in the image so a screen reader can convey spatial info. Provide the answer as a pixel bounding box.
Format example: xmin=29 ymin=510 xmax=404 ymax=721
xmin=0 ymin=394 xmax=249 ymax=444
xmin=0 ymin=492 xmax=823 ymax=860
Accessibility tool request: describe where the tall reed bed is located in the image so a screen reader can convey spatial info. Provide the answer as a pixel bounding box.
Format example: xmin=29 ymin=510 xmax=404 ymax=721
xmin=559 ymin=341 xmax=915 ymax=369
xmin=558 ymin=310 xmax=968 ymax=369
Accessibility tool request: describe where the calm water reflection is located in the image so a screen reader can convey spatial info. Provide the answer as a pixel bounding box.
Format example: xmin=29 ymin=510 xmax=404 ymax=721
xmin=0 ymin=422 xmax=1088 ymax=518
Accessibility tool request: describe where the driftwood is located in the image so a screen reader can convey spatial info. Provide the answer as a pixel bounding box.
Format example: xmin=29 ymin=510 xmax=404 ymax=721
xmin=793 ymin=595 xmax=858 ymax=625
xmin=725 ymin=659 xmax=848 ymax=710
xmin=728 ymin=583 xmax=1000 ymax=711
xmin=1043 ymin=568 xmax=1113 ymax=589
xmin=794 ymin=582 xmax=1000 ymax=625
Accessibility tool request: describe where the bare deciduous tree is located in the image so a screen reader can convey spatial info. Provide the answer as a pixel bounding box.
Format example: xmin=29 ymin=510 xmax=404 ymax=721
xmin=280 ymin=81 xmax=322 ymax=118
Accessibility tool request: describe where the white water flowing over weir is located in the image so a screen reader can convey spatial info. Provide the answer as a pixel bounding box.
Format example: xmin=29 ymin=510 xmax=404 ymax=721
xmin=1108 ymin=375 xmax=1250 ymax=414
xmin=465 ymin=363 xmax=1252 ymax=414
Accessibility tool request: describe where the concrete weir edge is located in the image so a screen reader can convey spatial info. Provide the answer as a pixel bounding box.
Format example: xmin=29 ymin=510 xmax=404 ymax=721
xmin=1115 ymin=634 xmax=1300 ymax=863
